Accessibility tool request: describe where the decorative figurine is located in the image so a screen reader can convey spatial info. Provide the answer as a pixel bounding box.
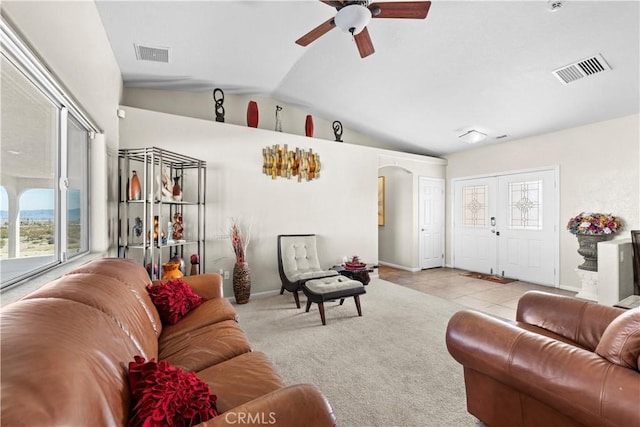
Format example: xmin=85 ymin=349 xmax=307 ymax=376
xmin=160 ymin=166 xmax=173 ymax=201
xmin=133 ymin=217 xmax=143 ymax=240
xmin=275 ymin=105 xmax=283 ymax=132
xmin=172 ymin=212 xmax=184 ymax=241
xmin=332 ymin=120 xmax=343 ymax=142
xmin=213 ymin=88 xmax=225 ymax=123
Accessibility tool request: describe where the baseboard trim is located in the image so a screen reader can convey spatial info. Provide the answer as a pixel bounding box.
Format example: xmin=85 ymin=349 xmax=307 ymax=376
xmin=379 ymin=261 xmax=421 ymax=273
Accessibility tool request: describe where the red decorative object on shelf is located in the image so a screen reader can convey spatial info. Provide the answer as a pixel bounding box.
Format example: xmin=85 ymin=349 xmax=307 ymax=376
xmin=247 ymin=101 xmax=259 ymax=128
xmin=305 ymin=115 xmax=314 ymax=137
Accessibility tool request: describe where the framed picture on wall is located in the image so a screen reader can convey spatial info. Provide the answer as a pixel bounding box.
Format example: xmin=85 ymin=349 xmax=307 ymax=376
xmin=378 ymin=176 xmax=385 ymax=226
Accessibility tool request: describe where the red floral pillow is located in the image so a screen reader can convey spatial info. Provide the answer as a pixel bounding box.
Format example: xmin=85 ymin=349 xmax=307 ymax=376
xmin=146 ymin=278 xmax=204 ymax=325
xmin=128 ymin=356 xmax=217 ymax=427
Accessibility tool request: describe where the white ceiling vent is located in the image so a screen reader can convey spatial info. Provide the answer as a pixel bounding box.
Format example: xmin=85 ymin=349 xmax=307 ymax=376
xmin=552 ymin=54 xmax=611 ymax=85
xmin=134 ymin=44 xmax=170 ymax=63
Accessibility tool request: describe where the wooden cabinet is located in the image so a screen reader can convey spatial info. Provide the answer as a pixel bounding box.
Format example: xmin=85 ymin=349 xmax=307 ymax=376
xmin=118 ymin=147 xmax=206 ymax=279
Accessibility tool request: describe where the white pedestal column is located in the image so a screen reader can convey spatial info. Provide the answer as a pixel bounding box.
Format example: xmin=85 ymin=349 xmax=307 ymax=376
xmin=575 ymin=269 xmax=598 ymax=301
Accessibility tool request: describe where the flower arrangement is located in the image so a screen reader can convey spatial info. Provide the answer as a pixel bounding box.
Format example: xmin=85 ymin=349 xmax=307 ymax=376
xmin=566 ymin=212 xmax=622 ymax=235
xmin=230 ymin=218 xmax=252 ymax=264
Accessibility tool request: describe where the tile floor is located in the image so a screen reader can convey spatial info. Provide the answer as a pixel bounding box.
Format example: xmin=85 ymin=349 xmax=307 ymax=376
xmin=379 ymin=265 xmax=576 ymax=320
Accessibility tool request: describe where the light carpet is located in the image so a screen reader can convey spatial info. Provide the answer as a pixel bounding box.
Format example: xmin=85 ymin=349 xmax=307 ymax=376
xmin=233 ymin=278 xmax=483 ymax=427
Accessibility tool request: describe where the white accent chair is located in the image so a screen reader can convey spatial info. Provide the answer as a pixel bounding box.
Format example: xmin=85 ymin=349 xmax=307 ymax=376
xmin=277 ymin=234 xmax=339 ymax=308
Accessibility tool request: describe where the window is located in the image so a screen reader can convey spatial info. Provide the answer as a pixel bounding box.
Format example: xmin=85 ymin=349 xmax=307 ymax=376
xmin=508 ymin=180 xmax=543 ymax=230
xmin=1 ymin=18 xmax=97 ymax=288
xmin=462 ymin=185 xmax=488 ymax=228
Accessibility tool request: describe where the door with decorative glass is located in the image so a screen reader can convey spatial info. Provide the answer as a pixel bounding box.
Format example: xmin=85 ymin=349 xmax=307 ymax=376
xmin=453 ymin=169 xmax=558 ymax=286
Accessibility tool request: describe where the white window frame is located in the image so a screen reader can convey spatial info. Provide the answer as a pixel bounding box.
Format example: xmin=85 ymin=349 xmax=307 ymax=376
xmin=1 ymin=17 xmax=100 ymax=289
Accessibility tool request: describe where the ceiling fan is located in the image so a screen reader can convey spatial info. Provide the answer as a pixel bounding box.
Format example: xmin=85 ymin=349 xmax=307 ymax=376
xmin=296 ymin=1 xmax=432 ymax=58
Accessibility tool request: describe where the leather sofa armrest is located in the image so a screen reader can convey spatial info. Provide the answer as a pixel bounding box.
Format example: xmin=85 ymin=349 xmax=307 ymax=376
xmin=446 ymin=310 xmax=640 ymax=427
xmin=182 ymin=274 xmax=224 ymax=300
xmin=200 ymin=384 xmax=336 ymax=427
xmin=516 ymin=291 xmax=624 ymax=350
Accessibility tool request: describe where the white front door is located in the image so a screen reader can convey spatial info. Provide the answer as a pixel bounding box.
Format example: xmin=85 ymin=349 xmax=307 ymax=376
xmin=453 ymin=177 xmax=497 ymax=275
xmin=453 ymin=169 xmax=558 ymax=285
xmin=419 ymin=177 xmax=444 ymax=269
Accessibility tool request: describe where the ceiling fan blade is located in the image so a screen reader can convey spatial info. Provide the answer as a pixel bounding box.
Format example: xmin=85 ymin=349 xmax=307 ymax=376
xmin=320 ymin=0 xmax=344 ymax=8
xmin=296 ymin=17 xmax=336 ymax=46
xmin=369 ymin=1 xmax=431 ymax=19
xmin=354 ymin=27 xmax=375 ymax=58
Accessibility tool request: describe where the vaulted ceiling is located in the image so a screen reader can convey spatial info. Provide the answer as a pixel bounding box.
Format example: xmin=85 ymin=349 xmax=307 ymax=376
xmin=95 ymin=0 xmax=640 ymax=156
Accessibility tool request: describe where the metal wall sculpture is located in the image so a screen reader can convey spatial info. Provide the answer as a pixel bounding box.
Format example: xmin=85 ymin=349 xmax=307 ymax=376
xmin=262 ymin=144 xmax=320 ymax=182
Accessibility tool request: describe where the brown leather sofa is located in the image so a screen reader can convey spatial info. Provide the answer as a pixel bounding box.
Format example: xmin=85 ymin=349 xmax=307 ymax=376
xmin=1 ymin=258 xmax=336 ymax=426
xmin=446 ymin=291 xmax=640 ymax=427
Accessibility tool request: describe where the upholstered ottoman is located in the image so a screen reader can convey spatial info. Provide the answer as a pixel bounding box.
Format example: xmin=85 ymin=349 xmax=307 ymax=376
xmin=302 ymin=276 xmax=366 ymax=325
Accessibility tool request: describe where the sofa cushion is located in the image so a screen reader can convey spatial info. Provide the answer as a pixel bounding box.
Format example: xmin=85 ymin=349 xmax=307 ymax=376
xmin=147 ymin=278 xmax=204 ymax=325
xmin=128 ymin=356 xmax=218 ymax=426
xmin=160 ymin=298 xmax=238 ymax=342
xmin=159 ymin=320 xmax=252 ymax=372
xmin=595 ymin=309 xmax=640 ymax=370
xmin=23 ymin=272 xmax=159 ymax=359
xmin=196 ymin=352 xmax=285 ymax=413
xmin=1 ymin=298 xmax=142 ymax=426
xmin=68 ymin=257 xmax=163 ymax=336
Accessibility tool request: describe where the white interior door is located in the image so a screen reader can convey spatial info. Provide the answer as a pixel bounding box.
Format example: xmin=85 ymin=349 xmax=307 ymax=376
xmin=419 ymin=177 xmax=444 ymax=269
xmin=453 ymin=177 xmax=497 ymax=275
xmin=453 ymin=169 xmax=558 ymax=285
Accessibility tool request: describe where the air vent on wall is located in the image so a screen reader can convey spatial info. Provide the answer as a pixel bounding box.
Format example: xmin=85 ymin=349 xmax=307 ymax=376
xmin=134 ymin=44 xmax=170 ymax=63
xmin=552 ymin=53 xmax=611 ymax=85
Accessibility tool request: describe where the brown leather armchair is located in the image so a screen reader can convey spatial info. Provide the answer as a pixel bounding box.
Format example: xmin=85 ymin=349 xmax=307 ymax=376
xmin=446 ymin=291 xmax=640 ymax=427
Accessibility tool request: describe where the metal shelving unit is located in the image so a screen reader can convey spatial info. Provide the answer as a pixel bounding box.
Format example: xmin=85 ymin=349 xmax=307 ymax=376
xmin=118 ymin=147 xmax=206 ymax=279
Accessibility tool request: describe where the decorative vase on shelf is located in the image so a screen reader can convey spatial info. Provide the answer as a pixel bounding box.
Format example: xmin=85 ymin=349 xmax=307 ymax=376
xmin=305 ymin=114 xmax=314 ymax=137
xmin=232 ymin=262 xmax=251 ymax=304
xmin=129 ymin=170 xmax=141 ymax=200
xmin=247 ymin=101 xmax=259 ymax=128
xmin=190 ymin=254 xmax=199 ymax=276
xmin=162 ymin=262 xmax=183 ymax=280
xmin=172 ymin=176 xmax=182 ymax=201
xmin=575 ymin=233 xmax=613 ymax=272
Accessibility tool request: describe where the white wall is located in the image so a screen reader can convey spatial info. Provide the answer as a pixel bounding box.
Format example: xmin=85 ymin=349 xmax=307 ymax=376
xmin=445 ymin=114 xmax=640 ymax=289
xmin=378 ymin=166 xmax=414 ymax=269
xmin=119 ymin=107 xmax=443 ymax=296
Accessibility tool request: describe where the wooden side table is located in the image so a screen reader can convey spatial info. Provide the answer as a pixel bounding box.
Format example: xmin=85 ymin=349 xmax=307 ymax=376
xmin=331 ymin=265 xmax=371 ymax=286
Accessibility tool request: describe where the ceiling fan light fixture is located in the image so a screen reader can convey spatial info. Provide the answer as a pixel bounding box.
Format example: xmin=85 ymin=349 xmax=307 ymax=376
xmin=334 ymin=4 xmax=372 ymax=35
xmin=458 ymin=130 xmax=487 ymax=144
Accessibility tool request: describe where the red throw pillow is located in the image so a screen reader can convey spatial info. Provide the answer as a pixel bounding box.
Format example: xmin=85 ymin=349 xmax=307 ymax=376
xmin=128 ymin=355 xmax=217 ymax=427
xmin=146 ymin=278 xmax=204 ymax=325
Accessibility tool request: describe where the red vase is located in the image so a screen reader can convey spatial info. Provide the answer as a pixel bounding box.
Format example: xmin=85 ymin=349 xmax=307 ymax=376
xmin=129 ymin=170 xmax=141 ymax=200
xmin=305 ymin=115 xmax=314 ymax=137
xmin=247 ymin=101 xmax=259 ymax=128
